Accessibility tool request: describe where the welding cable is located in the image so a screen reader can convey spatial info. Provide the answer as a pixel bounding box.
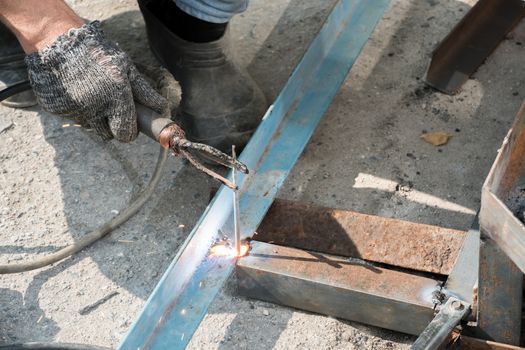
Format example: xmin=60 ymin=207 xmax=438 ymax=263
xmin=0 ymin=80 xmax=32 ymax=101
xmin=0 ymin=146 xmax=168 ymax=274
xmin=0 ymin=342 xmax=111 ymax=350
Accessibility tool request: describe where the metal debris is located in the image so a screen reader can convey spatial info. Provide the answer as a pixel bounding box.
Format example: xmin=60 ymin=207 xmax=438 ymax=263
xmin=79 ymin=291 xmax=119 ymax=315
xmin=0 ymin=118 xmax=13 ymax=134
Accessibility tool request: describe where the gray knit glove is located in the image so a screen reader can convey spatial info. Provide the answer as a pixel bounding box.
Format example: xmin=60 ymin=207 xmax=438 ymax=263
xmin=25 ymin=21 xmax=168 ymax=142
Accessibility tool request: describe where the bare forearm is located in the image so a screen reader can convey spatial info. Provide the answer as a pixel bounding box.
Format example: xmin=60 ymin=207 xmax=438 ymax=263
xmin=0 ymin=0 xmax=83 ymax=53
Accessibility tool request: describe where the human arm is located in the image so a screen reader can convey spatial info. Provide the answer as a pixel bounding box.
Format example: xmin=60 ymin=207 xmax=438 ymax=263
xmin=0 ymin=0 xmax=168 ymax=142
xmin=0 ymin=0 xmax=84 ymax=53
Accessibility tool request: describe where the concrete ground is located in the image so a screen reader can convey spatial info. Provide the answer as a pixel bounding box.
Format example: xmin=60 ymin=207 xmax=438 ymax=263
xmin=1 ymin=0 xmax=524 ymax=348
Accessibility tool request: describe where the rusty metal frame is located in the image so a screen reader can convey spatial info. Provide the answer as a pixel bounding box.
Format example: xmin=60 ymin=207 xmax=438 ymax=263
xmin=239 ymin=212 xmax=479 ymax=346
xmin=239 ymin=206 xmax=505 ymax=349
xmin=239 ymin=139 xmax=525 ymax=348
xmin=241 ymin=0 xmax=525 ymax=345
xmin=239 ymin=162 xmax=525 ymax=348
xmin=118 ymin=0 xmax=525 ymax=347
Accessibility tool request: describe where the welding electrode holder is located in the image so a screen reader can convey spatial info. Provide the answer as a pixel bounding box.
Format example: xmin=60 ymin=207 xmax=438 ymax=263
xmin=135 ymin=104 xmax=249 ymax=190
xmin=135 ymin=103 xmax=184 ymax=150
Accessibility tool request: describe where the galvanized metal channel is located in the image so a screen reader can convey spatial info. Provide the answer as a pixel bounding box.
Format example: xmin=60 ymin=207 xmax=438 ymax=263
xmin=118 ymin=1 xmax=390 ymax=348
xmin=238 ymin=241 xmax=442 ymax=336
xmin=442 ymin=218 xmax=479 ymax=304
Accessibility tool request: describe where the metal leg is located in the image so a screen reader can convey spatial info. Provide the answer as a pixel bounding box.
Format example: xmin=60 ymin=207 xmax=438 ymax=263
xmin=442 ymin=218 xmax=479 ymax=305
xmin=411 ymin=297 xmax=470 ymax=350
xmin=425 ymin=0 xmax=525 ymax=94
xmin=476 ymin=233 xmax=523 ymax=345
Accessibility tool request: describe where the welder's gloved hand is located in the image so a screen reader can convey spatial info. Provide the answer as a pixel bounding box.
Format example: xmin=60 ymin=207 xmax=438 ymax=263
xmin=25 ymin=21 xmax=168 ymax=142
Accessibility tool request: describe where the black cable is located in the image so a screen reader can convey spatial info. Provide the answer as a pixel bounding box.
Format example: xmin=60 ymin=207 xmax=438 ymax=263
xmin=0 ymin=79 xmax=169 ymax=273
xmin=0 ymin=80 xmax=31 ymax=101
xmin=0 ymin=70 xmax=165 ymax=350
xmin=0 ymin=146 xmax=168 ymax=273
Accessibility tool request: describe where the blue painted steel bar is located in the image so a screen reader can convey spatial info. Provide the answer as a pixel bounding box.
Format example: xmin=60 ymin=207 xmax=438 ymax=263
xmin=119 ymin=1 xmax=389 ymax=349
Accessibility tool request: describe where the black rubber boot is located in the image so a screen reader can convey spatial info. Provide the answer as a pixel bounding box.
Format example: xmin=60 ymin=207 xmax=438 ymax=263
xmin=0 ymin=23 xmax=36 ymax=108
xmin=138 ymin=0 xmax=267 ymax=152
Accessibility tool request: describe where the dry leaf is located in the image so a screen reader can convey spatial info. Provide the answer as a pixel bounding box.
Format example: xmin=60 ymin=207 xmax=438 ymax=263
xmin=420 ymin=132 xmax=450 ymax=146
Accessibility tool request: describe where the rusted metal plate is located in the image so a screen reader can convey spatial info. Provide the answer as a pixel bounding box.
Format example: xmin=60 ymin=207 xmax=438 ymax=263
xmin=425 ymin=0 xmax=525 ymax=95
xmin=480 ymin=100 xmax=525 ymax=273
xmin=237 ymin=241 xmax=442 ymax=336
xmin=457 ymin=335 xmax=525 ymax=350
xmin=254 ymin=200 xmax=465 ymax=275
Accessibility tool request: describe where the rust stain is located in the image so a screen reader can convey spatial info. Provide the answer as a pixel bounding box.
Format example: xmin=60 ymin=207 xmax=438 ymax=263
xmin=255 ymin=199 xmax=466 ymax=275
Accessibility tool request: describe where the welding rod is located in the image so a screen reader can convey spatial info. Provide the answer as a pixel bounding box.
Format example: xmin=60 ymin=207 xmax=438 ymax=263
xmin=232 ymin=146 xmax=241 ymax=256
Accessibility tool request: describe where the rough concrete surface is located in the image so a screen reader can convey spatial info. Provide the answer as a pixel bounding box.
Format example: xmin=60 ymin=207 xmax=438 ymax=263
xmin=1 ymin=0 xmax=525 ymax=349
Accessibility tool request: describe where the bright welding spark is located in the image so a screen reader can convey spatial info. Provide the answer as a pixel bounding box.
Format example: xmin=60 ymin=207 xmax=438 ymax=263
xmin=209 ymin=243 xmax=250 ymax=258
xmin=238 ymin=244 xmax=250 ymax=256
xmin=209 ymin=244 xmax=231 ymax=257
